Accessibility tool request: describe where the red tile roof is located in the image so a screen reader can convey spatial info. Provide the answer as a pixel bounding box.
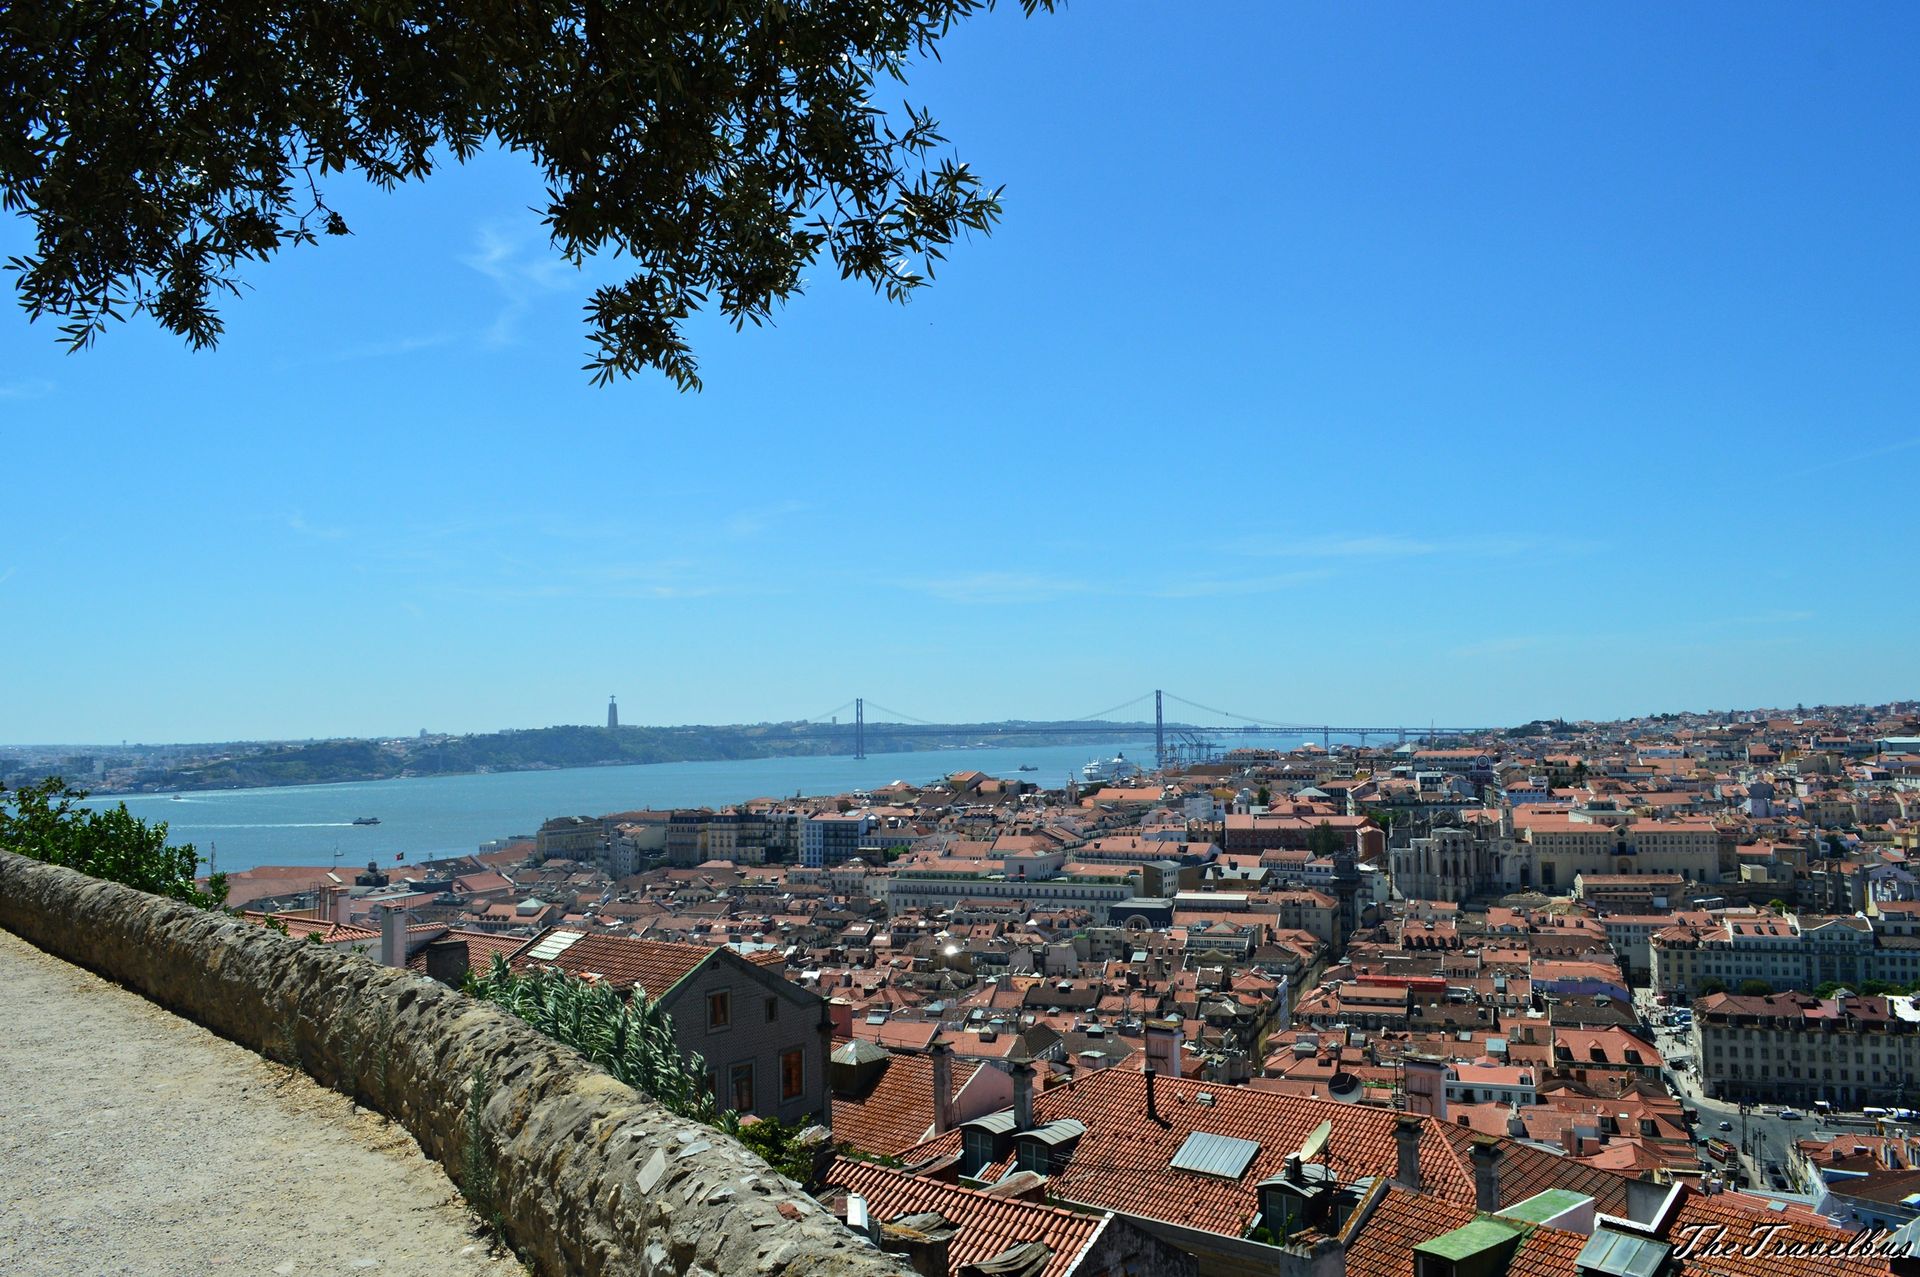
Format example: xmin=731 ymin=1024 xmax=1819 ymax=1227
xmin=1433 ymin=1120 xmax=1633 ymax=1216
xmin=405 ymin=928 xmax=527 ymax=975
xmin=832 ymin=1053 xmax=980 ymax=1157
xmin=242 ymin=912 xmax=379 ymax=946
xmin=826 ymin=1158 xmax=1103 ymax=1277
xmin=910 ymin=1069 xmax=1644 ymax=1242
xmin=910 ymin=1070 xmax=1481 ymax=1236
xmin=1343 ymin=1187 xmax=1587 ymax=1277
xmin=1667 ymin=1193 xmax=1894 ymax=1276
xmin=508 ymin=929 xmax=715 ymax=997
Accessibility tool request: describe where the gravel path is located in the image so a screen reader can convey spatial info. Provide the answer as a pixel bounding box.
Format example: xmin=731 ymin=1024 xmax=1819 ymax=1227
xmin=0 ymin=928 xmax=526 ymax=1277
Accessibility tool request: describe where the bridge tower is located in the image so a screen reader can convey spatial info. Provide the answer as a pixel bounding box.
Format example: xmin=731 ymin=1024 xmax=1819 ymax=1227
xmin=854 ymin=698 xmax=865 ymax=760
xmin=1155 ymin=689 xmax=1165 ymax=771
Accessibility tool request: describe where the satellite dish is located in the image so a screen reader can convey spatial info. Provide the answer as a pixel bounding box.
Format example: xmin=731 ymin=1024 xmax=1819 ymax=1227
xmin=1298 ymin=1119 xmax=1332 ymax=1163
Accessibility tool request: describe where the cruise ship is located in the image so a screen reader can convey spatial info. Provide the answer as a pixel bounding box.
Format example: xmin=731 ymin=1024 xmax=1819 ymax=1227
xmin=1080 ymin=753 xmax=1142 ymax=783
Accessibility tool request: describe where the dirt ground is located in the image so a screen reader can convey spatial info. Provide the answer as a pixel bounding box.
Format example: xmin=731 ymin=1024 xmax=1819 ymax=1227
xmin=0 ymin=928 xmax=527 ymax=1277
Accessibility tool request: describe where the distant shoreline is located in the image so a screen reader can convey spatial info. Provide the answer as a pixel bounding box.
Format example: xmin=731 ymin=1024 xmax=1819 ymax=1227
xmin=61 ymin=723 xmax=1161 ymax=798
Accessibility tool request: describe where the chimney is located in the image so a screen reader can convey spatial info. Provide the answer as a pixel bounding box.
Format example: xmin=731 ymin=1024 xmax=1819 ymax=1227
xmin=1011 ymin=1059 xmax=1035 ymax=1133
xmin=424 ymin=937 xmax=470 ymax=987
xmin=1144 ymin=1067 xmax=1160 ymax=1123
xmin=380 ymin=906 xmax=406 ymax=969
xmin=1470 ymin=1136 xmax=1503 ymax=1213
xmin=931 ymin=1041 xmax=955 ymax=1134
xmin=1145 ymin=1020 xmax=1184 ymax=1079
xmin=880 ymin=1221 xmax=954 ymax=1277
xmin=1392 ymin=1114 xmax=1423 ymax=1191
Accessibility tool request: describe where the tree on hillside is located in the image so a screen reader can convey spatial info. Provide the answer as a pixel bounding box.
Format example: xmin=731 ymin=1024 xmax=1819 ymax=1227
xmin=2 ymin=1 xmax=1051 ymax=388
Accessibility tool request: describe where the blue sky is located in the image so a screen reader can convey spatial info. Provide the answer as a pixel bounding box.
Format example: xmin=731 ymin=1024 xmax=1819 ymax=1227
xmin=4 ymin=2 xmax=1918 ymax=743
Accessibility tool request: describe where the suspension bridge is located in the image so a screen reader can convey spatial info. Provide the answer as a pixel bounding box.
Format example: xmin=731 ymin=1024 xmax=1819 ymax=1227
xmin=790 ymin=690 xmax=1494 ymax=766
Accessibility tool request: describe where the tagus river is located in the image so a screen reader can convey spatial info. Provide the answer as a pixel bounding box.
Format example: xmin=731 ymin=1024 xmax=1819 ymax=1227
xmin=84 ymin=733 xmax=1358 ymax=876
xmin=74 ymin=738 xmax=1181 ymax=876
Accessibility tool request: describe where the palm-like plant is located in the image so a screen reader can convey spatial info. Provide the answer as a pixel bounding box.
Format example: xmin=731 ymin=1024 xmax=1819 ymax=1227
xmin=465 ymin=956 xmax=716 ymax=1122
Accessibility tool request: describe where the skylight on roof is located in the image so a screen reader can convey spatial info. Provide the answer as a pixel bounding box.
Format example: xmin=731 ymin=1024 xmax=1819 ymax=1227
xmin=1574 ymin=1230 xmax=1670 ymax=1277
xmin=1170 ymin=1131 xmax=1260 ymax=1179
xmin=525 ymin=929 xmax=586 ymax=961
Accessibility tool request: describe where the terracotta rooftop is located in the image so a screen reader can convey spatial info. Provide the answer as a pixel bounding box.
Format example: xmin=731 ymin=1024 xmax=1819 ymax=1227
xmin=1344 ymin=1186 xmax=1586 ymax=1277
xmin=909 ymin=1069 xmax=1495 ymax=1236
xmin=1668 ymin=1191 xmax=1894 ymax=1276
xmin=826 ymin=1158 xmax=1103 ymax=1277
xmin=406 ymin=928 xmax=528 ymax=976
xmin=832 ymin=1052 xmax=979 ymax=1158
xmin=507 ymin=928 xmax=716 ymax=997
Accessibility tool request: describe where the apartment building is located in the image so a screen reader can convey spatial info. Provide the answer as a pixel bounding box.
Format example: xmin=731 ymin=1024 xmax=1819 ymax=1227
xmin=884 ymin=865 xmax=1144 ymax=923
xmin=804 ymin=810 xmax=874 ymax=868
xmin=1649 ymin=912 xmax=1909 ymax=997
xmin=1694 ymin=990 xmax=1920 ymax=1108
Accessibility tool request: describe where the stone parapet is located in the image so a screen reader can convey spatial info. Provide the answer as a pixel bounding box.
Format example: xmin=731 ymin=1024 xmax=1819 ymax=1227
xmin=0 ymin=850 xmax=905 ymax=1277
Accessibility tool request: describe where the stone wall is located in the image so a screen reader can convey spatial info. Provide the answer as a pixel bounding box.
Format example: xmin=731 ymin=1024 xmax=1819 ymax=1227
xmin=0 ymin=850 xmax=907 ymax=1277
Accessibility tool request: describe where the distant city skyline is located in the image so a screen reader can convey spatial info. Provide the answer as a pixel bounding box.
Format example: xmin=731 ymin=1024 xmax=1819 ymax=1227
xmin=3 ymin=694 xmax=1911 ymax=750
xmin=5 ymin=3 xmax=1919 ymax=743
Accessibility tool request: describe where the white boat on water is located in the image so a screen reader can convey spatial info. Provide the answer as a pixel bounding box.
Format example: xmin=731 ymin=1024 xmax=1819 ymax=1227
xmin=1080 ymin=753 xmax=1142 ymax=783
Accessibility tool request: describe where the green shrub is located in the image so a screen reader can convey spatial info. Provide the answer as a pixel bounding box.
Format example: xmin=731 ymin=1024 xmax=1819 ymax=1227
xmin=462 ymin=1067 xmax=504 ymax=1238
xmin=464 ymin=956 xmax=820 ymax=1185
xmin=465 ymin=956 xmax=715 ymax=1122
xmin=0 ymin=777 xmax=226 ymax=908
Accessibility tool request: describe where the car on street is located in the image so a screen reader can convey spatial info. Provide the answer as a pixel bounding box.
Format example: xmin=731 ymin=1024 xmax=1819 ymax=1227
xmin=1718 ymin=1120 xmax=1732 ymax=1131
xmin=1779 ymin=1108 xmax=1804 ymax=1120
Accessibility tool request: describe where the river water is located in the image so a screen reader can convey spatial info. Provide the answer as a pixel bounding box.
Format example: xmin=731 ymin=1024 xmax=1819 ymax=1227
xmin=81 ymin=733 xmax=1353 ymax=875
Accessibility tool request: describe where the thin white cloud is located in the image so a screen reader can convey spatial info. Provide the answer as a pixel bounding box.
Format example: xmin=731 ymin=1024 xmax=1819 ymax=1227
xmin=286 ymin=512 xmax=350 ymax=541
xmin=1449 ymin=635 xmax=1547 ymax=659
xmin=434 ymin=556 xmax=729 ymax=603
xmin=1227 ymin=532 xmax=1587 ymax=560
xmin=274 ymin=332 xmax=454 ymax=370
xmin=463 ymin=225 xmax=577 ymax=346
xmin=724 ymin=500 xmax=809 ymax=540
xmin=0 ymin=566 xmax=16 ymax=588
xmin=1802 ymin=434 xmax=1920 ymax=475
xmin=1703 ymin=609 xmax=1815 ymax=629
xmin=909 ymin=572 xmax=1095 ymax=605
xmin=0 ymin=378 xmax=54 ymax=401
xmin=1152 ymin=569 xmax=1331 ymax=599
xmin=902 ymin=568 xmax=1328 ymax=605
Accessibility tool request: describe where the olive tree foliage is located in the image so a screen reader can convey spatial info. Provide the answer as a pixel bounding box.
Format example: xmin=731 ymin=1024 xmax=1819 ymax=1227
xmin=0 ymin=0 xmax=1051 ymax=388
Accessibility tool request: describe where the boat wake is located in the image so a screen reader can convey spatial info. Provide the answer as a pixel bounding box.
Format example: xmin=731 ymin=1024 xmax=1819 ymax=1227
xmin=177 ymin=822 xmax=362 ymax=829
